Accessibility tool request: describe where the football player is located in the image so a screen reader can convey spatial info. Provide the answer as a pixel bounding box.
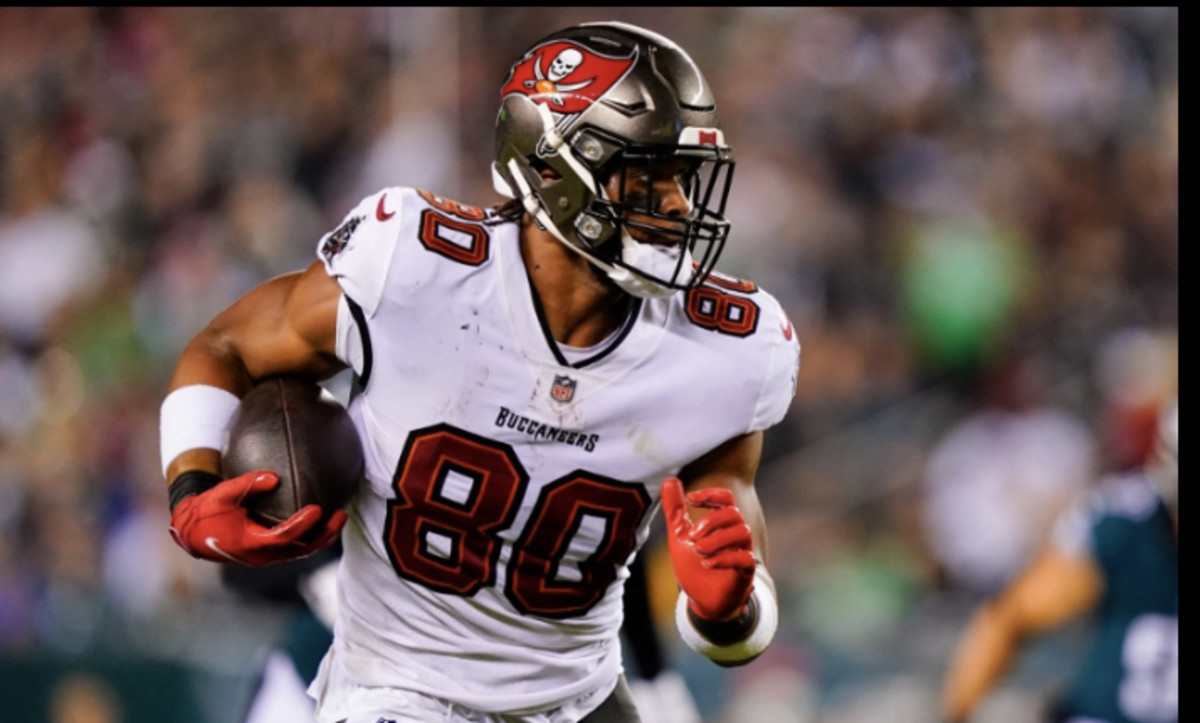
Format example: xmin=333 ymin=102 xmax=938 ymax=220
xmin=159 ymin=22 xmax=799 ymax=722
xmin=940 ymin=399 xmax=1178 ymax=723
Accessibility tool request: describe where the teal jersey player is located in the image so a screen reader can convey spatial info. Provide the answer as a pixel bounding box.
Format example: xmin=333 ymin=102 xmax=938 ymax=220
xmin=1051 ymin=472 xmax=1178 ymax=722
xmin=942 ymin=399 xmax=1179 ymax=723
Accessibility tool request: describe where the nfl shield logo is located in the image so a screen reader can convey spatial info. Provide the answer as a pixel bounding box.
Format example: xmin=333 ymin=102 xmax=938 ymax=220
xmin=551 ymin=375 xmax=577 ymax=403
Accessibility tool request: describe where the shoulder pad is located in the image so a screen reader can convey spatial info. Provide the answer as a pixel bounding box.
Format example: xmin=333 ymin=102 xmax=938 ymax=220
xmin=317 ymin=187 xmax=411 ymax=317
xmin=671 ymin=275 xmax=801 ymax=434
xmin=749 ymin=289 xmax=801 ymax=432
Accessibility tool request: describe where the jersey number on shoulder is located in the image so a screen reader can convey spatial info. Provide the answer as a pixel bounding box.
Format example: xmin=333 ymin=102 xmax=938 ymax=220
xmin=383 ymin=423 xmax=650 ymax=619
xmin=686 ymin=270 xmax=760 ymax=337
xmin=417 ymin=190 xmax=491 ymax=266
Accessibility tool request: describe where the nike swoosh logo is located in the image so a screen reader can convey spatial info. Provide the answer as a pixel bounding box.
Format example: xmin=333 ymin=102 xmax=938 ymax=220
xmin=376 ymin=193 xmax=395 ymax=222
xmin=205 ymin=537 xmax=244 ymax=563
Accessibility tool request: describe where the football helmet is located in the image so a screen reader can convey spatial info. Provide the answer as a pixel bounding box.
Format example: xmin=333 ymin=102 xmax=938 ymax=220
xmin=493 ymin=22 xmax=734 ymax=298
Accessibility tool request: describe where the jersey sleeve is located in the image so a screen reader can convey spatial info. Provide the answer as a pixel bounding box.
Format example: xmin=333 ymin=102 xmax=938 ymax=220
xmin=749 ymin=296 xmax=801 ymax=432
xmin=1051 ymin=473 xmax=1160 ymax=562
xmin=1050 ymin=492 xmax=1096 ymax=560
xmin=316 ymin=187 xmax=408 ymax=318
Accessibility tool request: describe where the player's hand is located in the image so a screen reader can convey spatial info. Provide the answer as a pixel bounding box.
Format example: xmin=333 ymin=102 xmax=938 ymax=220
xmin=168 ymin=471 xmax=347 ymax=567
xmin=661 ymin=477 xmax=755 ymax=623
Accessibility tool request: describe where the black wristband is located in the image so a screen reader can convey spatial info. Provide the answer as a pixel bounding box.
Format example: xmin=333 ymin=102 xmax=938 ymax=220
xmin=686 ymin=593 xmax=759 ymax=646
xmin=168 ymin=470 xmax=223 ymax=513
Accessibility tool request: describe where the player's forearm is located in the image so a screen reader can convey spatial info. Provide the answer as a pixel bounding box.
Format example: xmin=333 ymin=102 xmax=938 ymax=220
xmin=164 ymin=448 xmax=223 ymax=485
xmin=161 ymin=329 xmax=254 ymax=483
xmin=941 ymin=603 xmax=1023 ymax=722
xmin=162 ymin=269 xmax=345 ymax=484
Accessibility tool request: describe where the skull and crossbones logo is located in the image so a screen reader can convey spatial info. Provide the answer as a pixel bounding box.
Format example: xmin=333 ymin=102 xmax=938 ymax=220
xmin=523 ymin=48 xmax=593 ymax=106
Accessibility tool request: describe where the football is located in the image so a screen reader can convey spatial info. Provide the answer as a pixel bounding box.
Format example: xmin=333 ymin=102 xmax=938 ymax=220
xmin=221 ymin=376 xmax=364 ymax=526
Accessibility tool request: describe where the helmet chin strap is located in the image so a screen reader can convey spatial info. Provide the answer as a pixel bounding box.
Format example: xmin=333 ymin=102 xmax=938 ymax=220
xmin=501 ymin=156 xmax=629 ymax=282
xmin=492 ymin=163 xmax=516 ymax=199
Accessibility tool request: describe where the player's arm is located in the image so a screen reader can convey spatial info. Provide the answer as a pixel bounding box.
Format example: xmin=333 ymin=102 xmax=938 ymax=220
xmin=161 ymin=261 xmax=348 ymax=567
xmin=940 ymin=546 xmax=1103 ymax=723
xmin=661 ymin=430 xmax=778 ymax=666
xmin=165 ymin=261 xmax=344 ymax=479
xmin=678 ymin=430 xmax=770 ymax=564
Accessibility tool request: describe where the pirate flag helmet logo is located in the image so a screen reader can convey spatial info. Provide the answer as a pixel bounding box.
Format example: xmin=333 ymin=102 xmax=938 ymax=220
xmin=499 ymin=40 xmax=637 ymax=116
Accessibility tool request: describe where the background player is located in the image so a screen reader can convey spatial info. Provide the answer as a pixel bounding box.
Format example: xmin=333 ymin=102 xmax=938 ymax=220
xmin=158 ymin=21 xmax=798 ymax=722
xmin=940 ymin=399 xmax=1178 ymax=723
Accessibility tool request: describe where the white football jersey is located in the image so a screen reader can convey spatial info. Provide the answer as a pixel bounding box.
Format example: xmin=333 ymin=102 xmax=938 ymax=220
xmin=309 ymin=187 xmax=799 ymax=717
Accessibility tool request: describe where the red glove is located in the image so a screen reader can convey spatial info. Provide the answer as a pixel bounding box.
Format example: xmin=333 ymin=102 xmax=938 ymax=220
xmin=168 ymin=470 xmax=346 ymax=568
xmin=661 ymin=477 xmax=756 ymax=622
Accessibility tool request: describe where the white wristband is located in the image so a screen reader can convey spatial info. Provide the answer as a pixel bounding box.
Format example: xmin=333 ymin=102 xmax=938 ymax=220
xmin=159 ymin=385 xmax=241 ymax=477
xmin=675 ymin=564 xmax=779 ymax=665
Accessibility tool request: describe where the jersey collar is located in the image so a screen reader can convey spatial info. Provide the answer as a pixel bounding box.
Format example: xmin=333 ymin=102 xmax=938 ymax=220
xmin=497 ymin=226 xmax=670 ymax=383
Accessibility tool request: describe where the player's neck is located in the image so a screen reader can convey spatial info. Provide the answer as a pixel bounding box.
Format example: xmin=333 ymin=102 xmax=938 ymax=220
xmin=519 ymin=221 xmax=633 ymax=348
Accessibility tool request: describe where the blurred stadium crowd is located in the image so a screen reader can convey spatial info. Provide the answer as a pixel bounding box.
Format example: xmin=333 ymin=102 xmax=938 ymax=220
xmin=0 ymin=8 xmax=1177 ymax=722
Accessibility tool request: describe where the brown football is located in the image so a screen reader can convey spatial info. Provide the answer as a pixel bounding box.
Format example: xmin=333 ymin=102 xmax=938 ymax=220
xmin=221 ymin=376 xmax=364 ymax=526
